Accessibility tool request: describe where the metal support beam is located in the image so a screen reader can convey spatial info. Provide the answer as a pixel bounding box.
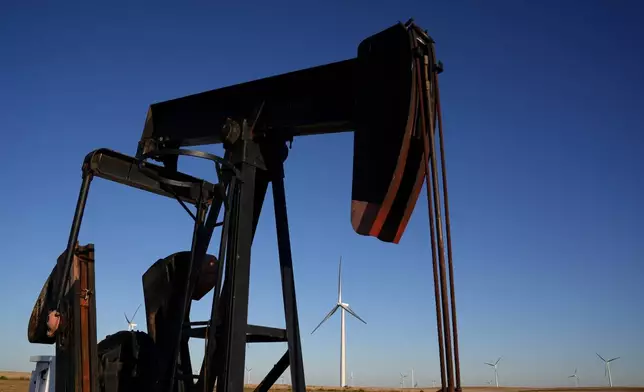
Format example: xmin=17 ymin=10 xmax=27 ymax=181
xmin=408 ymin=23 xmax=461 ymax=392
xmin=254 ymin=351 xmax=290 ymax=392
xmin=217 ymin=123 xmax=263 ymax=392
xmin=270 ymin=143 xmax=306 ymax=392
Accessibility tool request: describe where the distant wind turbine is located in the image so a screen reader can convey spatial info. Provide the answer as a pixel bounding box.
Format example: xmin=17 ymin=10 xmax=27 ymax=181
xmin=432 ymin=380 xmax=437 ymax=388
xmin=124 ymin=304 xmax=141 ymax=331
xmin=399 ymin=373 xmax=408 ymax=388
xmin=485 ymin=357 xmax=502 ymax=387
xmin=245 ymin=367 xmax=252 ymax=385
xmin=311 ymin=257 xmax=367 ymax=387
xmin=568 ymin=368 xmax=579 ymax=387
xmin=597 ymin=353 xmax=620 ymax=387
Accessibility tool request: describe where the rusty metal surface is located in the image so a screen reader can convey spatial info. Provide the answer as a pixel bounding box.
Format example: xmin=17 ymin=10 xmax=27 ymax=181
xmin=350 ymin=22 xmax=420 ymax=244
xmin=28 ymin=262 xmax=61 ymax=344
xmin=434 ymin=50 xmax=462 ymax=392
xmin=43 ymin=243 xmax=98 ymax=392
xmin=408 ymin=21 xmax=462 ymax=392
xmin=76 ymin=244 xmax=96 ymax=392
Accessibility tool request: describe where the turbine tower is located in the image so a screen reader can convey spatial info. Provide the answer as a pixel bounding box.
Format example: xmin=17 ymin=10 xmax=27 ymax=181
xmin=311 ymin=257 xmax=367 ymax=387
xmin=568 ymin=368 xmax=579 ymax=387
xmin=484 ymin=357 xmax=502 ymax=387
xmin=124 ymin=304 xmax=141 ymax=331
xmin=597 ymin=353 xmax=620 ymax=387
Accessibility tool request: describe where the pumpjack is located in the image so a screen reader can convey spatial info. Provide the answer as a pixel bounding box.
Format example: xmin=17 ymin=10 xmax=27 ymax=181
xmin=27 ymin=19 xmax=461 ymax=392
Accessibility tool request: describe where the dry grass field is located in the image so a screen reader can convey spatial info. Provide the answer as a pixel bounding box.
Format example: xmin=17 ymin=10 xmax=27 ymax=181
xmin=0 ymin=371 xmax=29 ymax=392
xmin=0 ymin=372 xmax=29 ymax=392
xmin=1 ymin=373 xmax=643 ymax=392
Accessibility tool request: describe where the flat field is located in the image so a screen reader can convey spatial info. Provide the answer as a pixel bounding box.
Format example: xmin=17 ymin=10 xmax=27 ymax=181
xmin=0 ymin=371 xmax=28 ymax=392
xmin=1 ymin=375 xmax=643 ymax=392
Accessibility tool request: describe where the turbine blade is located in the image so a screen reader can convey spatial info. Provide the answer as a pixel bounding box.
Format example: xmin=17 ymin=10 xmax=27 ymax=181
xmin=495 ymin=356 xmax=502 ymax=365
xmin=131 ymin=304 xmax=142 ymax=322
xmin=596 ymin=353 xmax=606 ymax=362
xmin=311 ymin=305 xmax=339 ymax=334
xmin=484 ymin=363 xmax=494 ymax=366
xmin=338 ymin=256 xmax=342 ymax=303
xmin=608 ymin=357 xmax=620 ymax=362
xmin=341 ymin=304 xmax=367 ymax=324
xmin=124 ymin=312 xmax=130 ymax=324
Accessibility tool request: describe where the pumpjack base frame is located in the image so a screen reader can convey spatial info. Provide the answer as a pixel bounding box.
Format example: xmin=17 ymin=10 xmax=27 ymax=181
xmin=37 ymin=122 xmax=308 ymax=392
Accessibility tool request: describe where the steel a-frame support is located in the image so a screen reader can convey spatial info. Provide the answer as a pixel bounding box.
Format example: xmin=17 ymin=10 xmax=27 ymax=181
xmin=202 ymin=121 xmax=306 ymax=392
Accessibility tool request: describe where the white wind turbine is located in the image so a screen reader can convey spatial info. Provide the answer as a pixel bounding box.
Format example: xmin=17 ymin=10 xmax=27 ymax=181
xmin=568 ymin=368 xmax=579 ymax=387
xmin=245 ymin=367 xmax=252 ymax=385
xmin=311 ymin=257 xmax=367 ymax=387
xmin=597 ymin=353 xmax=620 ymax=387
xmin=124 ymin=304 xmax=141 ymax=331
xmin=485 ymin=357 xmax=502 ymax=387
xmin=399 ymin=373 xmax=408 ymax=388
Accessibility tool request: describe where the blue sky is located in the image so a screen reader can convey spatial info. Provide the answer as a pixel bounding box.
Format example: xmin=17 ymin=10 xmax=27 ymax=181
xmin=1 ymin=0 xmax=643 ymax=388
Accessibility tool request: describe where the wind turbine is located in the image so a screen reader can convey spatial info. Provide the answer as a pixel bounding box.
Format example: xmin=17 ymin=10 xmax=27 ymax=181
xmin=124 ymin=304 xmax=141 ymax=331
xmin=597 ymin=353 xmax=620 ymax=387
xmin=568 ymin=368 xmax=579 ymax=387
xmin=484 ymin=357 xmax=502 ymax=387
xmin=432 ymin=380 xmax=437 ymax=388
xmin=350 ymin=371 xmax=354 ymax=387
xmin=245 ymin=367 xmax=252 ymax=385
xmin=311 ymin=257 xmax=367 ymax=387
xmin=411 ymin=368 xmax=415 ymax=389
xmin=399 ymin=373 xmax=408 ymax=388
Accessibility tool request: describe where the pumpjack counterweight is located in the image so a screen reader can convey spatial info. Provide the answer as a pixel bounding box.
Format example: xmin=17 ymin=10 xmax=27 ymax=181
xmin=27 ymin=19 xmax=461 ymax=392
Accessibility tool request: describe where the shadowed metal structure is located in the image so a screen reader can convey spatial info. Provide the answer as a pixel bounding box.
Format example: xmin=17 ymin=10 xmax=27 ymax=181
xmin=27 ymin=19 xmax=461 ymax=392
